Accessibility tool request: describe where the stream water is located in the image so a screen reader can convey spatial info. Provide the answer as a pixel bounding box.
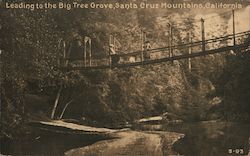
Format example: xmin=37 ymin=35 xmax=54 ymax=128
xmin=0 ymin=132 xmax=108 ymax=155
xmin=1 ymin=121 xmax=249 ymax=156
xmin=136 ymin=121 xmax=250 ymax=156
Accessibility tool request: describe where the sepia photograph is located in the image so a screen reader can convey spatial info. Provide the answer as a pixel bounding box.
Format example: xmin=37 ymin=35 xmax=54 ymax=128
xmin=0 ymin=0 xmax=250 ymax=155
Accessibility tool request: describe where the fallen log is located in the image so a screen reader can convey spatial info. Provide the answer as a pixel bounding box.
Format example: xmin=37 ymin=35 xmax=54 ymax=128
xmin=28 ymin=120 xmax=119 ymax=135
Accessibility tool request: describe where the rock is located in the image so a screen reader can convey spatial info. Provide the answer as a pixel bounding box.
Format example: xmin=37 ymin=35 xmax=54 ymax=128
xmin=136 ymin=116 xmax=163 ymax=123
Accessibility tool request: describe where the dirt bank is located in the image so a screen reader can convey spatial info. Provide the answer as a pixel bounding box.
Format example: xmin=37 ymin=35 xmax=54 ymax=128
xmin=65 ymin=130 xmax=184 ymax=156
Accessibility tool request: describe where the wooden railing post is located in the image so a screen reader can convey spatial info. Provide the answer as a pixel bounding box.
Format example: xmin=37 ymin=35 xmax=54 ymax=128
xmin=168 ymin=23 xmax=173 ymax=58
xmin=84 ymin=39 xmax=87 ymax=67
xmin=88 ymin=38 xmax=92 ymax=67
xmin=188 ymin=32 xmax=192 ymax=71
xmin=170 ymin=25 xmax=173 ymax=58
xmin=201 ymin=18 xmax=205 ymax=52
xmin=232 ymin=10 xmax=236 ymax=46
xmin=57 ymin=39 xmax=62 ymax=67
xmin=63 ymin=41 xmax=67 ymax=66
xmin=141 ymin=29 xmax=144 ymax=63
xmin=109 ymin=35 xmax=113 ymax=69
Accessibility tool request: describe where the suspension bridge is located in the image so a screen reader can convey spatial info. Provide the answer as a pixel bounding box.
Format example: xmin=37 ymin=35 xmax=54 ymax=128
xmin=57 ymin=10 xmax=250 ymax=71
xmin=61 ymin=30 xmax=250 ymax=71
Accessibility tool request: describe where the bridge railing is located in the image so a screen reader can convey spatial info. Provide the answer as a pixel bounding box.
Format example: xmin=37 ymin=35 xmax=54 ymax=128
xmin=117 ymin=31 xmax=250 ymax=60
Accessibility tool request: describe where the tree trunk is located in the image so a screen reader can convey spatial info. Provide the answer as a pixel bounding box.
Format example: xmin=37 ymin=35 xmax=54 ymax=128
xmin=59 ymin=99 xmax=74 ymax=119
xmin=51 ymin=86 xmax=62 ymax=119
xmin=59 ymin=92 xmax=84 ymax=119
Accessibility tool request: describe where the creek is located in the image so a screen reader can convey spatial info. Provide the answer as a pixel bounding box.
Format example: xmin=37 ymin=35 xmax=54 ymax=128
xmin=1 ymin=121 xmax=249 ymax=156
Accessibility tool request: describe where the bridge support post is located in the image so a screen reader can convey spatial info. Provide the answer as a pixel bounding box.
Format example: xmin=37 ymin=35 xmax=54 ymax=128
xmin=84 ymin=36 xmax=92 ymax=67
xmin=84 ymin=40 xmax=87 ymax=67
xmin=89 ymin=39 xmax=92 ymax=67
xmin=109 ymin=35 xmax=112 ymax=69
xmin=57 ymin=39 xmax=62 ymax=67
xmin=109 ymin=35 xmax=116 ymax=68
xmin=232 ymin=10 xmax=236 ymax=46
xmin=168 ymin=23 xmax=173 ymax=58
xmin=201 ymin=18 xmax=205 ymax=52
xmin=63 ymin=41 xmax=68 ymax=67
xmin=141 ymin=29 xmax=145 ymax=63
xmin=188 ymin=33 xmax=192 ymax=71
